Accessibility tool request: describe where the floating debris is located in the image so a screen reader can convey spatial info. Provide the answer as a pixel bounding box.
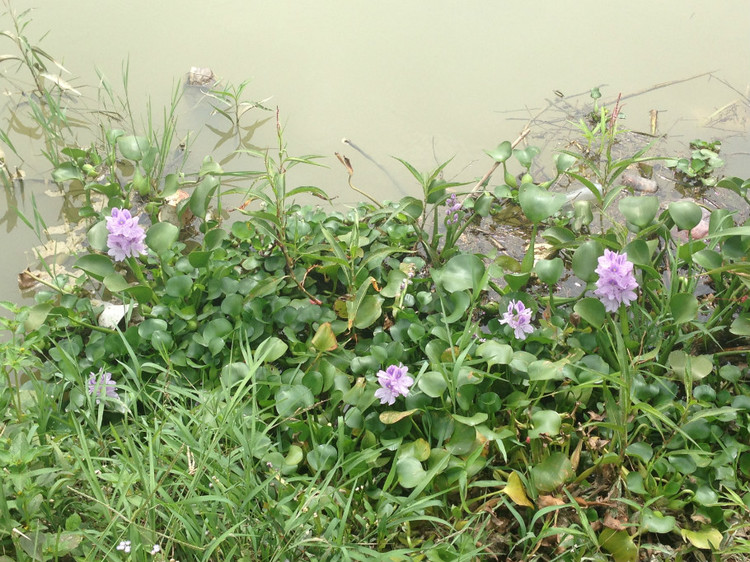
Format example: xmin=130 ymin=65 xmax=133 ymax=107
xmin=187 ymin=67 xmax=216 ymax=87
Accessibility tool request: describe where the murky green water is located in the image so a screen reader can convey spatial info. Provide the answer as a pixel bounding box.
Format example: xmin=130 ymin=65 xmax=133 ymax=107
xmin=1 ymin=0 xmax=749 ymax=303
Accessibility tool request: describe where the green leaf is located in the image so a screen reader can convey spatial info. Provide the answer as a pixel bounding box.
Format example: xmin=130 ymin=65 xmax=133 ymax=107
xmin=485 ymin=141 xmax=512 ymax=163
xmin=51 ymin=161 xmax=83 ymax=183
xmin=574 ymin=297 xmax=605 ymax=328
xmin=670 ymin=293 xmax=699 ymax=324
xmin=87 ymin=220 xmax=109 ymax=252
xmin=531 ymin=452 xmax=574 ymax=492
xmin=256 ymin=337 xmax=288 ymax=363
xmin=681 ymin=527 xmax=723 ymax=550
xmin=117 ymin=135 xmax=151 ymax=161
xmin=165 ymin=275 xmax=193 ymax=298
xmin=625 ymin=442 xmax=653 ymax=463
xmin=397 ymin=456 xmax=427 ymax=489
xmin=624 ymin=239 xmax=651 ymax=266
xmin=24 ymin=303 xmax=52 ymax=332
xmin=452 ymin=412 xmax=488 ymax=426
xmin=74 ymin=254 xmax=115 ymax=280
xmin=514 ymin=146 xmax=540 ymax=169
xmin=730 ymin=314 xmax=750 ymax=336
xmin=189 ymin=175 xmax=220 ymax=219
xmin=528 ymin=410 xmax=561 ymax=439
xmin=534 ymin=257 xmax=564 ymax=285
xmin=554 ymin=152 xmax=577 ymax=174
xmin=668 ymin=350 xmax=713 ymax=380
xmin=599 ymin=529 xmax=638 ymax=562
xmin=435 ymin=254 xmax=487 ymax=293
xmin=103 ymin=272 xmax=129 ymax=293
xmin=618 ymin=196 xmax=659 ymax=229
xmin=146 ymin=222 xmax=179 ymax=255
xmin=669 ymin=200 xmax=703 ymax=230
xmin=476 ymin=341 xmax=513 ymax=367
xmin=518 ymin=182 xmax=566 ymax=224
xmin=276 ymin=384 xmax=314 ymax=417
xmin=307 ymin=443 xmax=337 ymax=472
xmin=353 ymin=295 xmax=383 ymax=329
xmin=572 ymin=240 xmax=602 ymax=283
xmin=418 ymin=371 xmax=447 ymax=398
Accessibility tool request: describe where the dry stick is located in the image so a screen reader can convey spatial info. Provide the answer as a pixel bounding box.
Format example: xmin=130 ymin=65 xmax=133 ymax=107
xmin=610 ymin=70 xmax=717 ymax=104
xmin=335 ymin=152 xmax=383 ymax=208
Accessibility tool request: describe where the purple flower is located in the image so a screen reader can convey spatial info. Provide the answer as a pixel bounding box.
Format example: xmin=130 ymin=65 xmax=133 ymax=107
xmin=593 ymin=249 xmax=638 ymax=312
xmin=445 ymin=194 xmax=463 ymax=225
xmin=499 ymin=300 xmax=534 ymax=340
xmin=374 ymin=364 xmax=414 ymax=405
xmin=106 ymin=207 xmax=147 ymax=262
xmin=87 ymin=368 xmax=119 ymax=403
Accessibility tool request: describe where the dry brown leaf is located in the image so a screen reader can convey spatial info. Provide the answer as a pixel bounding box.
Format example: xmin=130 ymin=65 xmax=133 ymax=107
xmin=537 ymin=495 xmax=566 ymax=508
xmin=603 ymin=512 xmax=628 ymax=531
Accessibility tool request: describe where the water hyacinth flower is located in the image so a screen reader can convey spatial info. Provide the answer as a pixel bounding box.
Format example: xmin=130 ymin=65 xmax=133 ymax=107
xmin=106 ymin=207 xmax=147 ymax=261
xmin=499 ymin=299 xmax=534 ymax=340
xmin=87 ymin=368 xmax=119 ymax=404
xmin=445 ymin=193 xmax=463 ymax=225
xmin=593 ymin=249 xmax=638 ymax=312
xmin=374 ymin=363 xmax=414 ymax=405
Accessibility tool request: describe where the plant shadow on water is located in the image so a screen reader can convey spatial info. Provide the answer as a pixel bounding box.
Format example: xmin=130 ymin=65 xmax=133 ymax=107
xmin=1 ymin=7 xmax=750 ymax=562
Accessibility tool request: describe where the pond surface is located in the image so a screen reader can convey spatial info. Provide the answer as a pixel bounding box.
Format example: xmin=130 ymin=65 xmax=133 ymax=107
xmin=1 ymin=0 xmax=749 ymax=303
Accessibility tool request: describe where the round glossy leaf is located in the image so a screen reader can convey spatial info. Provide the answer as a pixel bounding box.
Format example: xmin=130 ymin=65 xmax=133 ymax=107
xmin=380 ymin=409 xmax=417 ymax=425
xmin=476 ymin=341 xmax=513 ymax=367
xmin=353 ymin=295 xmax=383 ymax=329
xmin=418 ymin=371 xmax=448 ymax=398
xmin=397 ymin=457 xmax=427 ymax=489
xmin=670 ymin=293 xmax=699 ymax=324
xmin=276 ymin=384 xmax=315 ymax=418
xmin=103 ymin=272 xmax=130 ymax=293
xmin=307 ymin=444 xmax=337 ymax=472
xmin=485 ymin=141 xmax=512 ymax=163
xmin=221 ymin=293 xmax=244 ymax=316
xmin=138 ymin=318 xmax=168 ymax=340
xmin=625 ymin=442 xmax=653 ymax=463
xmin=87 ymin=220 xmax=109 ymax=252
xmin=599 ymin=529 xmax=638 ymax=562
xmin=554 ymin=152 xmax=577 ymax=174
xmin=75 ymin=254 xmax=115 ymax=279
xmin=146 ymin=222 xmax=179 ymax=255
xmin=256 ymin=337 xmax=288 ymax=363
xmin=572 ymin=240 xmax=602 ymax=283
xmin=531 ymin=452 xmax=574 ymax=492
xmin=445 ymin=422 xmax=476 ymax=455
xmin=618 ymin=196 xmax=659 ymax=229
xmin=504 ymin=272 xmax=530 ymax=292
xmin=624 ymin=239 xmax=651 ymax=266
xmin=452 ymin=412 xmax=488 ymax=427
xmin=519 ymin=183 xmax=566 ymax=224
xmin=165 ymin=275 xmax=193 ymax=298
xmin=437 ymin=254 xmax=486 ymax=293
xmin=669 ymin=200 xmax=703 ymax=230
xmin=528 ymin=410 xmax=561 ymax=439
xmin=514 ymin=146 xmax=540 ymax=169
xmin=117 ymin=135 xmax=151 ymax=161
xmin=535 ymin=257 xmax=564 ymax=285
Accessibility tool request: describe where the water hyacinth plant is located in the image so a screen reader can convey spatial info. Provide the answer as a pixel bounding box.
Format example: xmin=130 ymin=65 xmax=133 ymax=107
xmin=0 ymin=21 xmax=749 ymax=558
